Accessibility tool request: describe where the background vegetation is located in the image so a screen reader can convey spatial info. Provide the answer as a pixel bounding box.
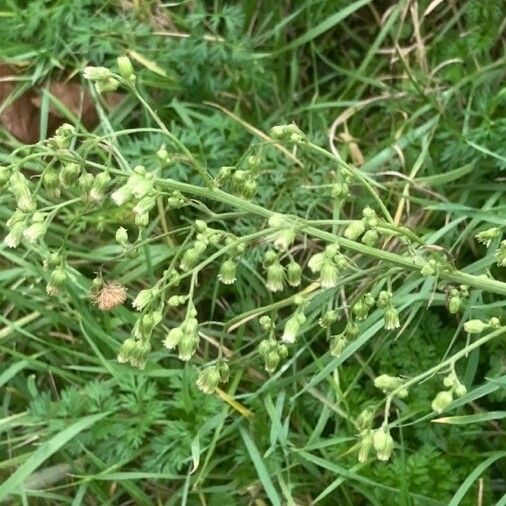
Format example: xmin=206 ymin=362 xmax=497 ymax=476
xmin=0 ymin=0 xmax=505 ymax=504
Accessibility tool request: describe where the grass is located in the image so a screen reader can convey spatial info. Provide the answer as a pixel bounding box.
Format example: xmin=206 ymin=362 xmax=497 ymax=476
xmin=1 ymin=0 xmax=506 ymax=504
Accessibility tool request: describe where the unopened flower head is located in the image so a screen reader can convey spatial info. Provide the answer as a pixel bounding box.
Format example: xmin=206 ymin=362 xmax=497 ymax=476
xmin=320 ymin=260 xmax=339 ymax=288
xmin=132 ymin=288 xmax=159 ymax=311
xmin=218 ymin=258 xmax=237 ymax=285
xmin=463 ymin=319 xmax=488 ymax=334
xmin=372 ymin=428 xmax=394 ymax=461
xmin=281 ymin=312 xmax=306 ymax=344
xmin=344 ymin=220 xmax=365 ymax=240
xmin=83 ymin=66 xmax=112 ymax=81
xmin=330 ymin=334 xmax=348 ymax=357
xmin=196 ymin=365 xmax=222 ymax=395
xmin=286 ymin=261 xmax=302 ymax=287
xmin=117 ymin=55 xmax=135 ymax=81
xmin=384 ymin=306 xmax=400 ymax=330
xmin=266 ymin=261 xmax=284 ymax=292
xmin=431 ymin=390 xmax=453 ymax=413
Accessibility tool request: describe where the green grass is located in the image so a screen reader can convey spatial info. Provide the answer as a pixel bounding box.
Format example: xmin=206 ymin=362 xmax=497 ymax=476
xmin=1 ymin=0 xmax=506 ymax=504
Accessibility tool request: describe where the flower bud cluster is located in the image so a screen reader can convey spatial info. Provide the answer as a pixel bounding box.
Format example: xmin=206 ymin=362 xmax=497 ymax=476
xmin=49 ymin=123 xmax=76 ymax=149
xmin=43 ymin=251 xmax=68 ymax=296
xmin=215 ymin=164 xmax=257 ymax=199
xmin=258 ymin=338 xmax=288 ymax=373
xmin=308 ymin=244 xmax=349 ymax=289
xmin=431 ymin=370 xmax=467 ymax=414
xmin=269 ymin=124 xmax=305 ymax=144
xmin=329 ymin=318 xmax=361 ymax=357
xmin=268 ymin=214 xmax=297 ymax=251
xmin=196 ymin=361 xmax=230 ymax=394
xmin=163 ymin=305 xmax=200 ymax=361
xmin=281 ymin=307 xmax=306 ymax=344
xmin=352 ymin=292 xmax=375 ymax=321
xmin=377 ymin=290 xmax=400 ymax=330
xmin=373 ymin=374 xmax=408 ymax=398
xmin=83 ymin=66 xmax=119 ymax=93
xmin=445 ymin=285 xmax=468 ymax=314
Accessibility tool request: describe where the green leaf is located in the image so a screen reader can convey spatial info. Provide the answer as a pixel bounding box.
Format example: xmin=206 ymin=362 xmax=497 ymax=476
xmin=238 ymin=425 xmax=281 ymax=506
xmin=0 ymin=413 xmax=109 ymax=501
xmin=448 ymin=452 xmax=506 ymax=506
xmin=432 ymin=411 xmax=506 ymax=425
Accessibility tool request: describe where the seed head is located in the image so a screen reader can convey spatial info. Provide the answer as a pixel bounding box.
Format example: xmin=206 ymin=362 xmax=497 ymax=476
xmin=96 ymin=282 xmax=127 ymax=310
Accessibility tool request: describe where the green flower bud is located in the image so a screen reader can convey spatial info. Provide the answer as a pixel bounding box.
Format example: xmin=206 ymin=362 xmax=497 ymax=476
xmin=132 ymin=288 xmax=158 ymax=311
xmin=180 ymin=243 xmax=206 ymax=271
xmin=9 ymin=172 xmax=36 ymax=212
xmin=344 ymin=220 xmax=365 ymax=240
xmin=272 ymin=228 xmax=296 ymax=251
xmin=218 ymin=259 xmax=237 ymax=285
xmin=282 ymin=312 xmax=306 ymax=344
xmin=218 ymin=362 xmax=230 ymax=383
xmin=264 ymin=350 xmax=280 ymax=373
xmin=345 ymin=320 xmax=360 ymax=339
xmin=448 ymin=288 xmax=461 ymax=314
xmin=330 ymin=334 xmax=348 ymax=357
xmin=115 ymin=226 xmax=129 ymax=245
xmin=95 ymin=77 xmax=119 ymax=94
xmin=420 ymin=259 xmax=437 ymax=277
xmin=286 ymin=261 xmax=302 ymax=287
xmin=319 ymin=310 xmax=338 ymax=328
xmin=46 ymin=266 xmax=67 ymax=295
xmin=130 ymin=340 xmax=151 ymax=369
xmin=42 ymin=168 xmax=60 ymax=199
xmin=259 ymin=315 xmax=273 ymax=331
xmin=358 ymin=431 xmax=373 ymax=463
xmin=463 ymin=319 xmax=488 ymax=334
xmin=331 ymin=181 xmax=349 ymax=201
xmin=363 ymin=293 xmax=375 ymax=308
xmin=133 ymin=196 xmax=156 ymax=216
xmin=117 ymin=55 xmax=135 ymax=81
xmin=475 ymin=227 xmax=500 ymax=248
xmin=384 ymin=306 xmax=400 ymax=331
xmin=277 ymin=343 xmax=288 ymax=358
xmin=83 ymin=66 xmax=112 ymax=81
xmin=372 ymin=428 xmax=394 ymax=461
xmin=377 ymin=290 xmax=392 ymax=309
xmin=308 ymin=252 xmax=325 ymax=273
xmin=454 ymin=383 xmax=467 ymax=397
xmin=320 ymin=260 xmax=339 ymax=289
xmin=178 ymin=333 xmax=198 ymax=361
xmin=258 ymin=338 xmax=272 ymax=356
xmin=352 ymin=301 xmax=369 ymax=321
xmin=361 ymin=229 xmax=379 ymax=246
xmin=164 ymin=326 xmax=184 ymax=350
xmin=356 ymin=408 xmax=374 ymax=431
xmin=489 ymin=317 xmax=500 ymax=329
xmin=495 ymin=240 xmax=506 ymax=267
xmin=4 ymin=220 xmax=26 ymax=248
xmin=117 ymin=338 xmax=138 ymax=364
xmin=242 ymin=179 xmax=257 ymax=199
xmin=431 ymin=390 xmax=453 ymax=413
xmin=266 ymin=261 xmax=284 ymax=292
xmin=157 ymin=144 xmax=170 ymax=161
xmin=59 ymin=163 xmax=81 ymax=189
xmin=23 ymin=215 xmax=47 ymax=244
xmin=443 ymin=374 xmax=456 ymax=388
xmin=0 ymin=165 xmax=11 ymax=186
xmin=89 ymin=172 xmax=111 ymax=201
xmin=167 ymin=191 xmax=185 ymax=209
xmin=196 ymin=366 xmax=222 ymax=394
xmin=374 ymin=374 xmax=408 ymax=398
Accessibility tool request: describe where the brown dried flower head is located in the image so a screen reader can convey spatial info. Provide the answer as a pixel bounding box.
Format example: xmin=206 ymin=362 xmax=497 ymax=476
xmin=95 ymin=282 xmax=127 ymax=311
